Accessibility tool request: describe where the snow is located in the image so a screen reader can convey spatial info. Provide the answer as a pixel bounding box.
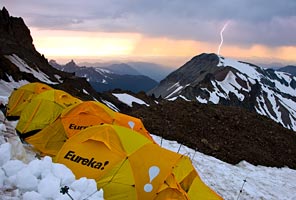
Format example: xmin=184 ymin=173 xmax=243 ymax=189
xmin=218 ymin=56 xmax=262 ymax=80
xmin=179 ymin=95 xmax=190 ymax=101
xmin=82 ymin=89 xmax=89 ymax=95
xmin=95 ymin=68 xmax=113 ymax=74
xmin=217 ymin=71 xmax=245 ymax=101
xmin=0 ymin=90 xmax=296 ymax=199
xmin=152 ymin=135 xmax=296 ymax=200
xmin=101 ymin=99 xmax=120 ymax=112
xmin=273 ymin=71 xmax=296 ymax=97
xmin=166 ymin=82 xmax=180 ymax=91
xmin=112 ymin=93 xmax=149 ymax=107
xmin=5 ymin=54 xmax=59 ymax=85
xmin=0 ymin=112 xmax=104 ymax=199
xmin=165 ymin=85 xmax=184 ymax=99
xmin=0 ymin=77 xmax=29 ymax=97
xmin=196 ymin=96 xmax=207 ymax=104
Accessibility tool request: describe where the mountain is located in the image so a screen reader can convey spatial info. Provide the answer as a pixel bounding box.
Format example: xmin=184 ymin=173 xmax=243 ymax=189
xmin=148 ymin=53 xmax=296 ymax=131
xmin=127 ymin=62 xmax=174 ymax=82
xmin=277 ymin=65 xmax=296 ymax=76
xmin=79 ymin=61 xmax=173 ymax=82
xmin=50 ymin=60 xmax=158 ymax=93
xmin=102 ymin=63 xmax=141 ymax=75
xmin=0 ymin=7 xmax=100 ymax=101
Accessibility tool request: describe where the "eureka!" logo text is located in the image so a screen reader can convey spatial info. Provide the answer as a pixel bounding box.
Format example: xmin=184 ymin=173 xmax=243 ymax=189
xmin=64 ymin=151 xmax=109 ymax=170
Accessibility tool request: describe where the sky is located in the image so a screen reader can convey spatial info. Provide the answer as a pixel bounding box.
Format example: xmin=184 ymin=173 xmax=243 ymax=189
xmin=2 ymin=0 xmax=296 ymax=67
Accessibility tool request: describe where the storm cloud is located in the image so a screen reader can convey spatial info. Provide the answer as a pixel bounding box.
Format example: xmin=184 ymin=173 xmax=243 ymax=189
xmin=3 ymin=0 xmax=296 ymax=47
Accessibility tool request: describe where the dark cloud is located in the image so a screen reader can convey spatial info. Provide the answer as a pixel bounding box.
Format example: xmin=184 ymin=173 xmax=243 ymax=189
xmin=2 ymin=0 xmax=296 ymax=47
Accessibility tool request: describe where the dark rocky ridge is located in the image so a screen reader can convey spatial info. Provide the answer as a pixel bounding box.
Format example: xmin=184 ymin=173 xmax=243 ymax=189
xmin=0 ymin=7 xmax=101 ymax=101
xmin=127 ymin=99 xmax=296 ymax=169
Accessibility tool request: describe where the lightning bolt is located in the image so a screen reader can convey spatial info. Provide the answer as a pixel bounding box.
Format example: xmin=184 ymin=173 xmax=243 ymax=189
xmin=217 ymin=22 xmax=229 ymax=56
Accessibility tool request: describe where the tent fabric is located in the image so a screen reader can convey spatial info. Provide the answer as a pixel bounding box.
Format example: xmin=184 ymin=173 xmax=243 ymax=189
xmin=55 ymin=124 xmax=189 ymax=200
xmin=16 ymin=89 xmax=81 ymax=137
xmin=25 ymin=118 xmax=67 ymax=156
xmin=113 ymin=112 xmax=154 ymax=141
xmin=172 ymin=156 xmax=223 ymax=200
xmin=60 ymin=101 xmax=115 ymax=138
xmin=6 ymin=82 xmax=53 ymax=119
xmin=24 ymin=101 xmax=154 ymax=156
xmin=55 ymin=124 xmax=223 ymax=199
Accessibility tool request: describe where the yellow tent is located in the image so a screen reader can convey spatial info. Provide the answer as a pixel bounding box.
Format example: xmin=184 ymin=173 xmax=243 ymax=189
xmin=113 ymin=112 xmax=153 ymax=141
xmin=172 ymin=156 xmax=222 ymax=200
xmin=16 ymin=89 xmax=81 ymax=139
xmin=55 ymin=124 xmax=221 ymax=200
xmin=6 ymin=82 xmax=53 ymax=119
xmin=26 ymin=101 xmax=154 ymax=156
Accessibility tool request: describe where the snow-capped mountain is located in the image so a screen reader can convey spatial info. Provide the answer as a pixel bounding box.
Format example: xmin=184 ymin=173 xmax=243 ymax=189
xmin=50 ymin=60 xmax=158 ymax=93
xmin=149 ymin=53 xmax=296 ymax=131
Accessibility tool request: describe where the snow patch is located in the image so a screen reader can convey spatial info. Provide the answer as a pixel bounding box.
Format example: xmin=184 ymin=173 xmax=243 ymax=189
xmin=218 ymin=56 xmax=262 ymax=80
xmin=112 ymin=93 xmax=149 ymax=107
xmin=5 ymin=54 xmax=59 ymax=85
xmin=196 ymin=96 xmax=208 ymax=104
xmin=101 ymin=99 xmax=120 ymax=112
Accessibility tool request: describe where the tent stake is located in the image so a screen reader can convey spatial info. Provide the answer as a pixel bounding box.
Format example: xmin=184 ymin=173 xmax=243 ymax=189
xmin=191 ymin=149 xmax=197 ymax=160
xmin=236 ymin=179 xmax=247 ymax=200
xmin=177 ymin=144 xmax=182 ymax=153
xmin=60 ymin=186 xmax=74 ymax=200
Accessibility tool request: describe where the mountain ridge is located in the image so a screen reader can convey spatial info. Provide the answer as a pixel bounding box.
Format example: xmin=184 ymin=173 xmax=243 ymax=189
xmin=149 ymin=53 xmax=296 ymax=131
xmin=0 ymin=7 xmax=101 ymax=101
xmin=50 ymin=59 xmax=158 ymax=93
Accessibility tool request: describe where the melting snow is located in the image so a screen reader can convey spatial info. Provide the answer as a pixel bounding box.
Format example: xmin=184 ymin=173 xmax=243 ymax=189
xmin=112 ymin=93 xmax=149 ymax=107
xmin=196 ymin=96 xmax=207 ymax=104
xmin=95 ymin=68 xmax=113 ymax=75
xmin=217 ymin=71 xmax=245 ymax=101
xmin=218 ymin=56 xmax=262 ymax=80
xmin=5 ymin=54 xmax=59 ymax=85
xmin=165 ymin=85 xmax=184 ymax=99
xmin=101 ymin=99 xmax=120 ymax=112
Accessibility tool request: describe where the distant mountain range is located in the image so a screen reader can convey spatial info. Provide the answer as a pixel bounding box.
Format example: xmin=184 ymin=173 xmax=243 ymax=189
xmin=149 ymin=53 xmax=296 ymax=131
xmin=50 ymin=60 xmax=158 ymax=93
xmin=79 ymin=61 xmax=173 ymax=82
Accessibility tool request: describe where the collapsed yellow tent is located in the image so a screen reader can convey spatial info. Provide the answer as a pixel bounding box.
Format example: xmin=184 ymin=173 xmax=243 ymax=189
xmin=6 ymin=82 xmax=53 ymax=119
xmin=55 ymin=124 xmax=221 ymax=200
xmin=16 ymin=89 xmax=81 ymax=139
xmin=26 ymin=101 xmax=154 ymax=156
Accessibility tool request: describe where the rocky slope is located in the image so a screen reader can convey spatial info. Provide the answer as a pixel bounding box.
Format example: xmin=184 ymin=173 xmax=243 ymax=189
xmin=127 ymin=99 xmax=296 ymax=169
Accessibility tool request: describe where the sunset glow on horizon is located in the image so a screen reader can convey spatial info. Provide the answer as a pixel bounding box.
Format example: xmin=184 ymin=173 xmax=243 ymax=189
xmin=31 ymin=28 xmax=296 ymax=67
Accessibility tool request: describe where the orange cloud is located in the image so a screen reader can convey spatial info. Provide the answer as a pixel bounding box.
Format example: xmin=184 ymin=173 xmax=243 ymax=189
xmin=30 ymin=28 xmax=141 ymax=57
xmin=30 ymin=28 xmax=296 ymax=66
